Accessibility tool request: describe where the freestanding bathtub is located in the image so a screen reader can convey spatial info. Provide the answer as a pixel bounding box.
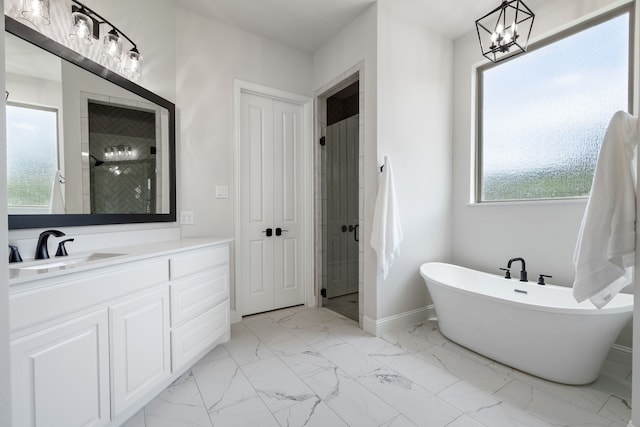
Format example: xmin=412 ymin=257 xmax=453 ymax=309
xmin=419 ymin=262 xmax=633 ymax=385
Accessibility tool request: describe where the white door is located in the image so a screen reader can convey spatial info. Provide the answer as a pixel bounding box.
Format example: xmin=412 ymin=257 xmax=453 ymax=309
xmin=240 ymin=91 xmax=305 ymax=315
xmin=326 ymin=115 xmax=359 ymax=298
xmin=110 ymin=287 xmax=170 ymax=417
xmin=11 ymin=310 xmax=110 ymax=427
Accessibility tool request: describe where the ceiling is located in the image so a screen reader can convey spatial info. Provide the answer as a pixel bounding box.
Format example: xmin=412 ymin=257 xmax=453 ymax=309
xmin=173 ymin=0 xmax=547 ymax=53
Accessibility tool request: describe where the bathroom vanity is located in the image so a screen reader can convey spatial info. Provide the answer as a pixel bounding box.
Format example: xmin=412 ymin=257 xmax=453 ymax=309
xmin=8 ymin=238 xmax=231 ymax=427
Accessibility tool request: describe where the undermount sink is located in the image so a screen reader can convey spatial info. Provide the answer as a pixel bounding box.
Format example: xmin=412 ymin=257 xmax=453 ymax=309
xmin=11 ymin=252 xmax=126 ymax=271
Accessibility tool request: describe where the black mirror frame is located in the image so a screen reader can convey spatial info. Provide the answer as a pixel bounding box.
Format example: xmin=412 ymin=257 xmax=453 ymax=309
xmin=5 ymin=16 xmax=177 ymax=229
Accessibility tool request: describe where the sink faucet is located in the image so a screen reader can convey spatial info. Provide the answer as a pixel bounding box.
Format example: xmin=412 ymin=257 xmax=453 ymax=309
xmin=507 ymin=257 xmax=528 ymax=282
xmin=35 ymin=229 xmax=65 ymax=260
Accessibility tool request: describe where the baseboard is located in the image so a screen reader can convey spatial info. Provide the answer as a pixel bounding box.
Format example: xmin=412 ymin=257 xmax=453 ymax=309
xmin=607 ymin=343 xmax=632 ymax=366
xmin=363 ymin=305 xmax=436 ymax=337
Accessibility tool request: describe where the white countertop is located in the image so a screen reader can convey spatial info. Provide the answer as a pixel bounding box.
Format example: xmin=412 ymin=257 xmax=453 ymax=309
xmin=9 ymin=237 xmax=233 ymax=287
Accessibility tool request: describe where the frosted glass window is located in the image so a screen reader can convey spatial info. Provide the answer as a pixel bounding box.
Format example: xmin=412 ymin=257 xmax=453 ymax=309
xmin=477 ymin=9 xmax=631 ymax=202
xmin=7 ymin=104 xmax=58 ymax=207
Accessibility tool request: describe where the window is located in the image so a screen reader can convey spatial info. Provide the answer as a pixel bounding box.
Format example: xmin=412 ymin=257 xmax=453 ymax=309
xmin=477 ymin=6 xmax=633 ymax=202
xmin=7 ymin=104 xmax=59 ymax=211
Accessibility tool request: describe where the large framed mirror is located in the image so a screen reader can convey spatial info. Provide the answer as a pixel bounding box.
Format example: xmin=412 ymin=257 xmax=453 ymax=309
xmin=5 ymin=16 xmax=176 ymax=229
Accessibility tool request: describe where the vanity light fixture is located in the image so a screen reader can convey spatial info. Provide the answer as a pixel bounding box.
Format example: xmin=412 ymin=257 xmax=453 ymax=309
xmin=21 ymin=0 xmax=50 ymax=26
xmin=476 ymin=0 xmax=534 ymax=63
xmin=68 ymin=0 xmax=142 ymax=80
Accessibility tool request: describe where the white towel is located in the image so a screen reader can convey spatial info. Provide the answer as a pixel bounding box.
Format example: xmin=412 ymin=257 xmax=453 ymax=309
xmin=371 ymin=156 xmax=404 ymax=279
xmin=49 ymin=170 xmax=66 ymax=214
xmin=573 ymin=111 xmax=638 ymax=308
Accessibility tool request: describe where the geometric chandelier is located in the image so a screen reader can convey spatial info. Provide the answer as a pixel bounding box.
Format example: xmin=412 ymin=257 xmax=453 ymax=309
xmin=68 ymin=0 xmax=142 ymax=80
xmin=476 ymin=0 xmax=535 ymax=63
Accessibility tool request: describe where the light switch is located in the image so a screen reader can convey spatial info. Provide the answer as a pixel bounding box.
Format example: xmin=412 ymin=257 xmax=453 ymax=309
xmin=216 ymin=185 xmax=229 ymax=199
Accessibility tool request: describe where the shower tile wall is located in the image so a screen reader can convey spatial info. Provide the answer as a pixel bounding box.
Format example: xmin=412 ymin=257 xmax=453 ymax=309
xmin=80 ymin=93 xmax=165 ymax=213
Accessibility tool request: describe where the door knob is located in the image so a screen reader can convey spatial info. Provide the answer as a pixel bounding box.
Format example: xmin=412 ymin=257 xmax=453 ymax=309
xmin=341 ymin=225 xmax=348 ymax=232
xmin=276 ymin=228 xmax=288 ymax=236
xmin=262 ymin=228 xmax=273 ymax=237
xmin=348 ymin=225 xmax=354 ymax=232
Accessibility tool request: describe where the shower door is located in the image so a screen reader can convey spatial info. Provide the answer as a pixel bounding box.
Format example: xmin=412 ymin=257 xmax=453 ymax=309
xmin=325 ymin=115 xmax=359 ymax=299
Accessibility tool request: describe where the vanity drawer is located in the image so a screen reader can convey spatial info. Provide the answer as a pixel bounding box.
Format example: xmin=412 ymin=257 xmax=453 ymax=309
xmin=169 ymin=245 xmax=229 ymax=280
xmin=170 ymin=266 xmax=229 ymax=326
xmin=10 ymin=259 xmax=169 ymax=333
xmin=171 ymin=300 xmax=230 ymax=372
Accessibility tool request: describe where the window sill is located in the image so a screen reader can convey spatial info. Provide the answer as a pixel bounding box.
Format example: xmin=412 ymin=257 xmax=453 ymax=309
xmin=467 ymin=198 xmax=588 ymax=208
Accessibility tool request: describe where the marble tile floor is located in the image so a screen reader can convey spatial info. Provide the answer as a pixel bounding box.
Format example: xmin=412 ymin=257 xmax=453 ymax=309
xmin=122 ymin=306 xmax=631 ymax=427
xmin=324 ymin=292 xmax=359 ymax=322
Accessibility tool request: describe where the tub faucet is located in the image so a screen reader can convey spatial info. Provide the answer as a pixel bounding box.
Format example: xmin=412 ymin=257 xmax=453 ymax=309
xmin=507 ymin=257 xmax=528 ymax=282
xmin=35 ymin=229 xmax=65 ymax=260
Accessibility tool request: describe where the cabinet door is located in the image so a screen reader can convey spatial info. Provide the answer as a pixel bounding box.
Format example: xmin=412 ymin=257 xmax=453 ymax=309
xmin=110 ymin=287 xmax=170 ymax=417
xmin=11 ymin=310 xmax=110 ymax=427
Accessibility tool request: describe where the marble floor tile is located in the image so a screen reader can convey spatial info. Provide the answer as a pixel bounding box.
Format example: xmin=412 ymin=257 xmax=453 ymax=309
xmin=208 ymin=395 xmax=280 ymax=427
xmin=380 ymin=414 xmax=419 ymax=427
xmin=496 ymin=379 xmax=624 ymax=426
xmin=599 ymin=395 xmax=632 ymax=424
xmin=417 ymin=344 xmax=512 ymax=393
xmin=374 ymin=352 xmax=459 ymax=394
xmin=224 ymin=322 xmax=275 ymax=366
xmin=241 ymin=356 xmax=317 ymax=413
xmin=320 ymin=341 xmax=385 ymax=377
xmin=277 ymin=348 xmax=338 ymax=379
xmin=191 ymin=352 xmax=257 ymax=412
xmin=125 ymin=307 xmax=632 ymax=427
xmin=381 ymin=322 xmax=439 ymax=353
xmin=304 ymin=367 xmax=399 ymax=426
xmin=357 ymin=366 xmax=462 ymax=427
xmin=273 ymin=397 xmax=349 ymax=427
xmin=143 ymin=372 xmax=211 ymax=427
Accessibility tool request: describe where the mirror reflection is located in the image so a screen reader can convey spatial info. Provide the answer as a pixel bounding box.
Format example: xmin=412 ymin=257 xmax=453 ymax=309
xmin=5 ymin=31 xmax=171 ymax=217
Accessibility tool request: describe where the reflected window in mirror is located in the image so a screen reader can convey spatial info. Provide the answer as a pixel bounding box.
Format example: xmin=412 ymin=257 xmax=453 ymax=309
xmin=7 ymin=103 xmax=60 ymax=214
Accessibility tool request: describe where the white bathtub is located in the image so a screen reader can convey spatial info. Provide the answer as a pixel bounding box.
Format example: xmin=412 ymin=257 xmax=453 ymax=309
xmin=419 ymin=262 xmax=633 ymax=385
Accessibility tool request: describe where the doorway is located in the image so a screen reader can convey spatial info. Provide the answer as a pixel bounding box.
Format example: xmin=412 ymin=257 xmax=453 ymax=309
xmin=321 ymin=81 xmax=360 ymax=322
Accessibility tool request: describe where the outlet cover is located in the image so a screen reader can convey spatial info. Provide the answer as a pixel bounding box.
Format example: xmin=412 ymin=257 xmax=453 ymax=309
xmin=216 ymin=185 xmax=229 ymax=199
xmin=180 ymin=211 xmax=194 ymax=224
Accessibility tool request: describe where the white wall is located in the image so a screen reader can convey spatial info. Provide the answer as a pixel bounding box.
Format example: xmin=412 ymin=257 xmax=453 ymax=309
xmin=175 ymin=7 xmax=313 ymax=241
xmin=452 ymin=0 xmax=635 ymax=349
xmin=375 ymin=0 xmax=453 ymax=320
xmin=313 ymin=4 xmax=379 ymax=327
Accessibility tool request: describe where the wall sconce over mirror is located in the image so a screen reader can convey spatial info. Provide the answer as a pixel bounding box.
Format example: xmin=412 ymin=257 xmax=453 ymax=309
xmin=476 ymin=0 xmax=535 ymax=63
xmin=68 ymin=0 xmax=142 ymax=80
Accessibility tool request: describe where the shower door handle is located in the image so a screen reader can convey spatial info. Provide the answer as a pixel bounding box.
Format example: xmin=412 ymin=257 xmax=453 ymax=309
xmin=353 ymin=224 xmax=359 ymax=242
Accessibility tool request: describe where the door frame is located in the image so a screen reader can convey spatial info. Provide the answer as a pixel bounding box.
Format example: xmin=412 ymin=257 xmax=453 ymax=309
xmin=233 ymin=80 xmax=314 ymax=322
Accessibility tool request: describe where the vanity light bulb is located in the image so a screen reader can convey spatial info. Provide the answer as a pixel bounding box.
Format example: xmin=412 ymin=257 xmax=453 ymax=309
xmin=70 ymin=10 xmax=93 ymax=45
xmin=21 ymin=0 xmax=50 ymax=26
xmin=102 ymin=30 xmax=123 ymax=62
xmin=123 ymin=49 xmax=142 ymax=81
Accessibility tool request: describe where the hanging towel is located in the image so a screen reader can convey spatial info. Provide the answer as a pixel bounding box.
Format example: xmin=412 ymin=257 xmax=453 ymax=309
xmin=573 ymin=111 xmax=638 ymax=308
xmin=49 ymin=170 xmax=66 ymax=214
xmin=371 ymin=156 xmax=404 ymax=279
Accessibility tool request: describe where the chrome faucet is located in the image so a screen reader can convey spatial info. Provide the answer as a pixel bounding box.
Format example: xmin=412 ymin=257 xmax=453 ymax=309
xmin=507 ymin=257 xmax=528 ymax=282
xmin=35 ymin=229 xmax=65 ymax=260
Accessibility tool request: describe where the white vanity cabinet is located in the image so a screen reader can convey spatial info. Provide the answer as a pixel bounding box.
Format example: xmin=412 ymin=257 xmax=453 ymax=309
xmin=110 ymin=287 xmax=171 ymax=417
xmin=169 ymin=245 xmax=230 ymax=371
xmin=9 ymin=239 xmax=231 ymax=427
xmin=11 ymin=309 xmax=110 ymax=427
